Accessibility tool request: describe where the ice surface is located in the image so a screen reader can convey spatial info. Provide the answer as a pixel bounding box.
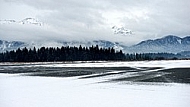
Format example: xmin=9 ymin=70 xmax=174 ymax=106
xmin=0 ymin=60 xmax=190 ymax=107
xmin=27 ymin=60 xmax=190 ymax=68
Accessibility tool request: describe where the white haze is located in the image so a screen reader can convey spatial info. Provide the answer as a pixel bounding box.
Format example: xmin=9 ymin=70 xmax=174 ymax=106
xmin=0 ymin=0 xmax=190 ymax=46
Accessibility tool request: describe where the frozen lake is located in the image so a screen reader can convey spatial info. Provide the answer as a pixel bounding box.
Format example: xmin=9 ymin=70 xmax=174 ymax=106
xmin=0 ymin=60 xmax=190 ymax=107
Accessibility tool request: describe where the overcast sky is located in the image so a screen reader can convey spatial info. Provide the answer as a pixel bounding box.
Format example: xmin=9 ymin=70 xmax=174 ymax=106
xmin=0 ymin=0 xmax=190 ymax=46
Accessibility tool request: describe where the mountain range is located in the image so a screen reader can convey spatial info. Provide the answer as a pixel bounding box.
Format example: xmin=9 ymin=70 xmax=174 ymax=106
xmin=0 ymin=40 xmax=123 ymax=53
xmin=124 ymin=35 xmax=190 ymax=53
xmin=0 ymin=18 xmax=189 ymax=54
xmin=0 ymin=18 xmax=43 ymax=26
xmin=0 ymin=35 xmax=190 ymax=55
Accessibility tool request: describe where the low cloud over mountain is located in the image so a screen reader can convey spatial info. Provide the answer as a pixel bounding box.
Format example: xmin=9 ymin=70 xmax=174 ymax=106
xmin=0 ymin=35 xmax=189 ymax=54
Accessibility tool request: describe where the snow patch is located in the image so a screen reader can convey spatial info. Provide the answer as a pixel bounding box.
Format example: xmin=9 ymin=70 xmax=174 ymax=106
xmin=177 ymin=39 xmax=182 ymax=44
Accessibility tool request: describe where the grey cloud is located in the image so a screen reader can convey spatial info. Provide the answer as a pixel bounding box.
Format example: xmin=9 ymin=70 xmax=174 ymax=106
xmin=1 ymin=0 xmax=190 ymax=46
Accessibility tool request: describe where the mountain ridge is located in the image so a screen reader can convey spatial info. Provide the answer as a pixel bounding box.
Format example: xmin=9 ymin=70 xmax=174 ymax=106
xmin=0 ymin=35 xmax=190 ymax=54
xmin=125 ymin=35 xmax=190 ymax=53
xmin=0 ymin=40 xmax=124 ymax=53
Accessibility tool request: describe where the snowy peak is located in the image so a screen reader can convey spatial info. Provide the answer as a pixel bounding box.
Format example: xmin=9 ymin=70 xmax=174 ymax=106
xmin=112 ymin=26 xmax=132 ymax=35
xmin=19 ymin=18 xmax=43 ymax=26
xmin=0 ymin=18 xmax=43 ymax=26
xmin=159 ymin=35 xmax=182 ymax=44
xmin=136 ymin=35 xmax=189 ymax=47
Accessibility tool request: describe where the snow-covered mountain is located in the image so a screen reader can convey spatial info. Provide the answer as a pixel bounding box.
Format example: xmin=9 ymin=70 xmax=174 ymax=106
xmin=0 ymin=35 xmax=190 ymax=53
xmin=0 ymin=40 xmax=26 ymax=52
xmin=0 ymin=40 xmax=124 ymax=53
xmin=125 ymin=35 xmax=190 ymax=53
xmin=0 ymin=18 xmax=43 ymax=26
xmin=60 ymin=40 xmax=124 ymax=50
xmin=112 ymin=26 xmax=132 ymax=35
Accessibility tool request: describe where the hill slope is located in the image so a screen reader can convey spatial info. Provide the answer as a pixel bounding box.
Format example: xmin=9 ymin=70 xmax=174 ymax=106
xmin=125 ymin=35 xmax=190 ymax=53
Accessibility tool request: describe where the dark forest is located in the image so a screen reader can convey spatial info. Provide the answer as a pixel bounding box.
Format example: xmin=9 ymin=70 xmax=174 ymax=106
xmin=0 ymin=45 xmax=126 ymax=62
xmin=0 ymin=45 xmax=183 ymax=62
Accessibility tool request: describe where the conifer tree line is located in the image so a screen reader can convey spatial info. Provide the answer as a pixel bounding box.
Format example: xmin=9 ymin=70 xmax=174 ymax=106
xmin=0 ymin=45 xmax=181 ymax=62
xmin=125 ymin=53 xmax=179 ymax=61
xmin=0 ymin=45 xmax=126 ymax=62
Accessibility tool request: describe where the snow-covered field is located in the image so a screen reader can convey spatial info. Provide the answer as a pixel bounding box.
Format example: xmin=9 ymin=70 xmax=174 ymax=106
xmin=0 ymin=60 xmax=190 ymax=107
